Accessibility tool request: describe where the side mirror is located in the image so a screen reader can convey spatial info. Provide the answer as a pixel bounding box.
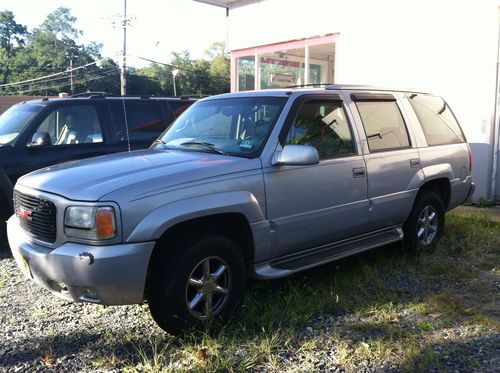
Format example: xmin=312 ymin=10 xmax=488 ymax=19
xmin=272 ymin=145 xmax=320 ymax=166
xmin=28 ymin=131 xmax=52 ymax=147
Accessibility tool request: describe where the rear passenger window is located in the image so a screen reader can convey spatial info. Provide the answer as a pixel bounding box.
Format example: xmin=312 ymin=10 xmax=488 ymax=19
xmin=408 ymin=94 xmax=465 ymax=145
xmin=356 ymin=101 xmax=410 ymax=151
xmin=284 ymin=100 xmax=355 ymax=159
xmin=109 ymin=101 xmax=165 ymax=142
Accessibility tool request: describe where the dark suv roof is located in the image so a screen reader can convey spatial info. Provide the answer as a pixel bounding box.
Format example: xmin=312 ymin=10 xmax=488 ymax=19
xmin=21 ymin=95 xmax=197 ymax=107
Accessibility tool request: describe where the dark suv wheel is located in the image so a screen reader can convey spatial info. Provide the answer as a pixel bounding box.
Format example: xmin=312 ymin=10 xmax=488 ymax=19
xmin=148 ymin=233 xmax=246 ymax=334
xmin=404 ymin=191 xmax=445 ymax=251
xmin=0 ymin=208 xmax=8 ymax=243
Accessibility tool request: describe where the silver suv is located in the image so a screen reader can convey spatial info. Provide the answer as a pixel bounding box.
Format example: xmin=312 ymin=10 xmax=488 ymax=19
xmin=7 ymin=86 xmax=474 ymax=334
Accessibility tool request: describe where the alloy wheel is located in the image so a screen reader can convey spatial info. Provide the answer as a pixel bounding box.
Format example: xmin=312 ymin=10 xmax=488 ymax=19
xmin=185 ymin=256 xmax=231 ymax=320
xmin=417 ymin=205 xmax=438 ymax=246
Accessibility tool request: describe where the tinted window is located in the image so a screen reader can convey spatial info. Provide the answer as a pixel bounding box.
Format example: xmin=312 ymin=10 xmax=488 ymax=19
xmin=169 ymin=101 xmax=194 ymax=118
xmin=0 ymin=104 xmax=41 ymax=144
xmin=357 ymin=101 xmax=410 ymax=151
xmin=284 ymin=100 xmax=355 ymax=159
xmin=408 ymin=94 xmax=465 ymax=145
xmin=36 ymin=105 xmax=103 ymax=145
xmin=109 ymin=101 xmax=165 ymax=143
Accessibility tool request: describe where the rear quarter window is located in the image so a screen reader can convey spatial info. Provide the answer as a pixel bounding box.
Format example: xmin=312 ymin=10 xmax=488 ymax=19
xmin=169 ymin=101 xmax=194 ymax=118
xmin=408 ymin=94 xmax=465 ymax=146
xmin=109 ymin=101 xmax=165 ymax=143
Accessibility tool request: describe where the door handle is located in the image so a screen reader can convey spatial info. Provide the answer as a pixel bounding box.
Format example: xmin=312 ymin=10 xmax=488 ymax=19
xmin=352 ymin=167 xmax=366 ymax=178
xmin=410 ymin=158 xmax=421 ymax=168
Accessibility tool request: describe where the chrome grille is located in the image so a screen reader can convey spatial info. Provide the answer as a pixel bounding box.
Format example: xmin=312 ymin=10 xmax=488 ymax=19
xmin=14 ymin=191 xmax=57 ymax=244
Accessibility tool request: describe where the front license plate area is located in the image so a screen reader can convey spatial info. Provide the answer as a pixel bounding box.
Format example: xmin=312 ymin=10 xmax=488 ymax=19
xmin=14 ymin=253 xmax=32 ymax=278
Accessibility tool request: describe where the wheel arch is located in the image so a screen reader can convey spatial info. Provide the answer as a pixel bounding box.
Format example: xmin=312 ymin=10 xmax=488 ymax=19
xmin=144 ymin=212 xmax=255 ymax=300
xmin=0 ymin=173 xmax=14 ymax=217
xmin=411 ymin=177 xmax=451 ymax=215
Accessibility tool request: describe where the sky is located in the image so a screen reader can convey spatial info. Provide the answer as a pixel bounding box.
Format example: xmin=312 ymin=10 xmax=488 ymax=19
xmin=1 ymin=0 xmax=228 ymax=67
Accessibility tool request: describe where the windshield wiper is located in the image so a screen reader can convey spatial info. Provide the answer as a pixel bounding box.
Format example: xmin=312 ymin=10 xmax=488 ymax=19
xmin=180 ymin=141 xmax=227 ymax=155
xmin=151 ymin=138 xmax=171 ymax=149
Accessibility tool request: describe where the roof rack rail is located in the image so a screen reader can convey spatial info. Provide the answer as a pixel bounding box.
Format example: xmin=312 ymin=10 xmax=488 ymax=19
xmin=283 ymin=83 xmax=334 ymax=89
xmin=70 ymin=91 xmax=110 ymax=98
xmin=179 ymin=94 xmax=210 ymax=99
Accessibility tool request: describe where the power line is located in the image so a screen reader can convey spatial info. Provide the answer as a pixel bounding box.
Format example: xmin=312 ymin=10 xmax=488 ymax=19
xmin=136 ymin=56 xmax=230 ymax=83
xmin=1 ymin=67 xmax=109 ymax=90
xmin=0 ymin=60 xmax=101 ymax=88
xmin=16 ymin=68 xmax=120 ymax=94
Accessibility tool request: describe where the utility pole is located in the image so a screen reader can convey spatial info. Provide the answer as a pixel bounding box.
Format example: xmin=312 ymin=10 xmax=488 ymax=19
xmin=172 ymin=69 xmax=179 ymax=96
xmin=120 ymin=0 xmax=127 ymax=96
xmin=69 ymin=55 xmax=74 ymax=96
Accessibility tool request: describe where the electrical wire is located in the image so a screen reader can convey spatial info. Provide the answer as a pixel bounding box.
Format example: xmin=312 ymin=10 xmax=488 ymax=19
xmin=136 ymin=56 xmax=230 ymax=83
xmin=0 ymin=60 xmax=101 ymax=88
xmin=16 ymin=69 xmax=120 ymax=94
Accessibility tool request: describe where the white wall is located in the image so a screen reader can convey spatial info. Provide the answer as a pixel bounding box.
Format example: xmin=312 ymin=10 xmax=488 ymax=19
xmin=229 ymin=0 xmax=499 ymax=200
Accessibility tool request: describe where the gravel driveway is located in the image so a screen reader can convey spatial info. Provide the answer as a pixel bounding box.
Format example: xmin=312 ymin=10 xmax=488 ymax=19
xmin=1 ymin=242 xmax=163 ymax=372
xmin=1 ymin=212 xmax=499 ymax=372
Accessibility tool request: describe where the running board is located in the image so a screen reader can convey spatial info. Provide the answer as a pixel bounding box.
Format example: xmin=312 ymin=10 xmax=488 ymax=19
xmin=253 ymin=226 xmax=404 ymax=279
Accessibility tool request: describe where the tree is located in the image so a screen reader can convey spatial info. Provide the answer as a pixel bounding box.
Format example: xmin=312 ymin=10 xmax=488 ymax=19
xmin=0 ymin=10 xmax=27 ymax=57
xmin=205 ymin=42 xmax=230 ymax=93
xmin=38 ymin=7 xmax=80 ymax=40
xmin=0 ymin=8 xmax=230 ymax=96
xmin=1 ymin=7 xmax=119 ymax=95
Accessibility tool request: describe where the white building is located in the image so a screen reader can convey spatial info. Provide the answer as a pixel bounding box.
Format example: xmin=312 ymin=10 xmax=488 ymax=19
xmin=197 ymin=0 xmax=500 ymax=203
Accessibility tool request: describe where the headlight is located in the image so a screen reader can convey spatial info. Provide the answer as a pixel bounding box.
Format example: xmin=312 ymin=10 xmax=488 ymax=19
xmin=65 ymin=206 xmax=117 ymax=240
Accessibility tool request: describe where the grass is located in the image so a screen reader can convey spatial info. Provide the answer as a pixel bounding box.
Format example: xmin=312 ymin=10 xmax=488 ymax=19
xmin=113 ymin=212 xmax=499 ymax=371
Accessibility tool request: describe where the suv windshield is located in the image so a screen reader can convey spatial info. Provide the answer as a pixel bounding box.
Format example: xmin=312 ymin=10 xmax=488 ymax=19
xmin=0 ymin=104 xmax=42 ymax=145
xmin=160 ymin=97 xmax=287 ymax=157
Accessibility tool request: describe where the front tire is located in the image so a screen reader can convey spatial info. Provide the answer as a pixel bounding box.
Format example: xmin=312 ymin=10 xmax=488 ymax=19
xmin=403 ymin=191 xmax=444 ymax=251
xmin=148 ymin=233 xmax=246 ymax=334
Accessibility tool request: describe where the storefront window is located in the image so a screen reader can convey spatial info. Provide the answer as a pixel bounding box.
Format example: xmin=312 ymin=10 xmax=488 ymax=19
xmin=259 ymin=48 xmax=305 ymax=89
xmin=237 ymin=56 xmax=255 ymax=91
xmin=233 ymin=35 xmax=337 ymax=92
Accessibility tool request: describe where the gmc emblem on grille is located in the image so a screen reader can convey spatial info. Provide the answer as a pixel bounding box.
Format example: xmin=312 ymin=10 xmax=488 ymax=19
xmin=17 ymin=207 xmax=32 ymax=221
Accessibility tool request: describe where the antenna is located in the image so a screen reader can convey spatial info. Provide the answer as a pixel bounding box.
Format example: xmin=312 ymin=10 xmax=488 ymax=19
xmin=120 ymin=0 xmax=128 ymax=96
xmin=121 ymin=98 xmax=131 ymax=152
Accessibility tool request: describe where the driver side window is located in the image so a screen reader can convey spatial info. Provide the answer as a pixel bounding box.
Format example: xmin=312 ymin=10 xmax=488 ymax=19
xmin=36 ymin=106 xmax=104 ymax=146
xmin=284 ymin=100 xmax=355 ymax=159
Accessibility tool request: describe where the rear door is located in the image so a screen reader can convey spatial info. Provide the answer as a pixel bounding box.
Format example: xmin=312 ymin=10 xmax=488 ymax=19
xmin=347 ymin=92 xmax=422 ymax=230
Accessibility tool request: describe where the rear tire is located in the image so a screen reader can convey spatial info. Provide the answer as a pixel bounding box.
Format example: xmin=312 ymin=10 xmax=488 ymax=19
xmin=403 ymin=191 xmax=444 ymax=251
xmin=148 ymin=233 xmax=246 ymax=335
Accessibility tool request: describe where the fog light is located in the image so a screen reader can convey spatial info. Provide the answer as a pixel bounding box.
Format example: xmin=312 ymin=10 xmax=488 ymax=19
xmin=57 ymin=282 xmax=68 ymax=292
xmin=82 ymin=288 xmax=99 ymax=301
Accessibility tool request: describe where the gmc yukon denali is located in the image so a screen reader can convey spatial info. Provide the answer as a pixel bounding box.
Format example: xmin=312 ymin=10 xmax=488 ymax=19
xmin=7 ymin=86 xmax=474 ymax=334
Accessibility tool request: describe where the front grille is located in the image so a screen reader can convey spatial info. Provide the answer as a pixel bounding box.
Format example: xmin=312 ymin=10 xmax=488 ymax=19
xmin=14 ymin=191 xmax=57 ymax=244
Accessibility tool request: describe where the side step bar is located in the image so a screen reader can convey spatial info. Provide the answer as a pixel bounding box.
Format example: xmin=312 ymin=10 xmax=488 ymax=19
xmin=253 ymin=226 xmax=404 ymax=279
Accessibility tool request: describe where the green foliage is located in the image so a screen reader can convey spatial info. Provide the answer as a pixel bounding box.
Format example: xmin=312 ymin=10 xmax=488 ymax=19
xmin=0 ymin=10 xmax=27 ymax=56
xmin=476 ymin=197 xmax=494 ymax=208
xmin=0 ymin=9 xmax=230 ymax=96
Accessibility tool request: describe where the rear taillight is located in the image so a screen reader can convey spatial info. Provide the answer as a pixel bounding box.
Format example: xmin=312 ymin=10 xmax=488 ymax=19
xmin=466 ymin=143 xmax=472 ymax=172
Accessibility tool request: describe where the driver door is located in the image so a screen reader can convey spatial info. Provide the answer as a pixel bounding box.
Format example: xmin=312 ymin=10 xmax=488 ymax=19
xmin=12 ymin=103 xmax=112 ymax=182
xmin=263 ymin=96 xmax=369 ymax=259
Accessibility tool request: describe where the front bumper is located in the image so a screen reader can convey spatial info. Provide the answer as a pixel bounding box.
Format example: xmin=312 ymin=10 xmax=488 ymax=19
xmin=7 ymin=215 xmax=156 ymax=305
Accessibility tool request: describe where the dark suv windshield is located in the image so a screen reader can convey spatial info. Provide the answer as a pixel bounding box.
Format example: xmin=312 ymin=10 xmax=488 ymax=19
xmin=0 ymin=104 xmax=42 ymax=145
xmin=160 ymin=97 xmax=287 ymax=157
